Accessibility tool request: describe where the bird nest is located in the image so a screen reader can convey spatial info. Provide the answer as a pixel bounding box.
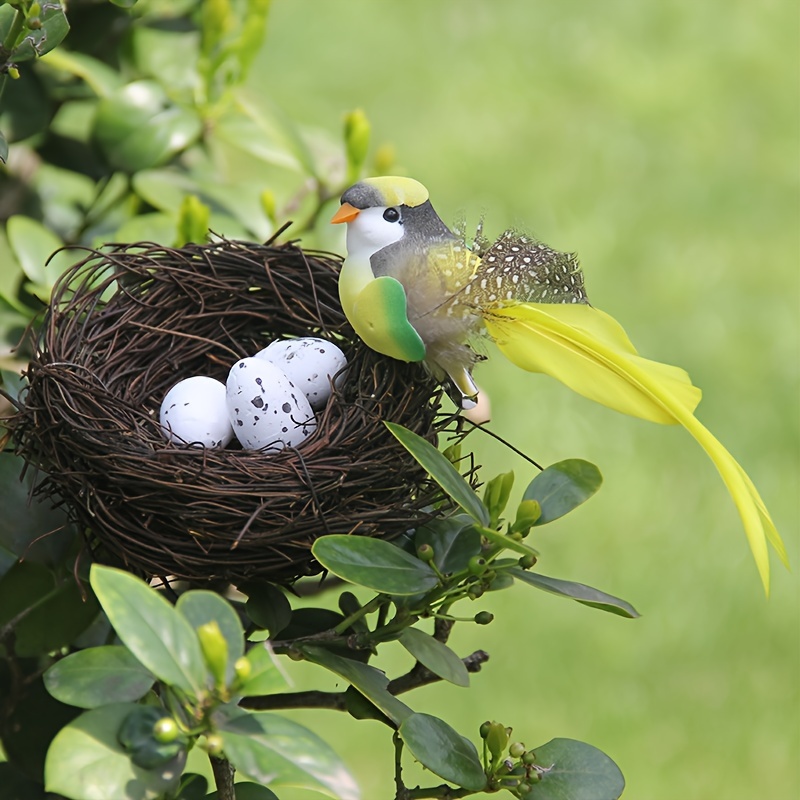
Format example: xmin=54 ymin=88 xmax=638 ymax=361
xmin=6 ymin=236 xmax=468 ymax=584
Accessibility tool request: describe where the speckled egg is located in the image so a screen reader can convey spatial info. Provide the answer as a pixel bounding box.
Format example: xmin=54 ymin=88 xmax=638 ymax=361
xmin=226 ymin=357 xmax=317 ymax=451
xmin=159 ymin=376 xmax=234 ymax=448
xmin=255 ymin=337 xmax=347 ymax=411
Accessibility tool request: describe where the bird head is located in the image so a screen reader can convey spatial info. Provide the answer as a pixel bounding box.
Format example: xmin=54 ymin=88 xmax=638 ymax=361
xmin=331 ymin=176 xmax=455 ymax=264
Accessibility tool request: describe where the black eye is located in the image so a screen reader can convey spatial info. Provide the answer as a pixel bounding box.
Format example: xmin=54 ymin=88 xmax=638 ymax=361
xmin=383 ymin=207 xmax=401 ymax=223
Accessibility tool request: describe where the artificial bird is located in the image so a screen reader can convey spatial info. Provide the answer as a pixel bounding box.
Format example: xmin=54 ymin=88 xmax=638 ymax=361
xmin=331 ymin=175 xmax=787 ymax=593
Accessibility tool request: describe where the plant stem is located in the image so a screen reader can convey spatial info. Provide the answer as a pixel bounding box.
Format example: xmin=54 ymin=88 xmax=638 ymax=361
xmin=210 ymin=755 xmax=236 ymax=800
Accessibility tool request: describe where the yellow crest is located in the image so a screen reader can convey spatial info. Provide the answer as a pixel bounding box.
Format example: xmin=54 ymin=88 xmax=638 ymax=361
xmin=362 ymin=176 xmax=429 ymax=208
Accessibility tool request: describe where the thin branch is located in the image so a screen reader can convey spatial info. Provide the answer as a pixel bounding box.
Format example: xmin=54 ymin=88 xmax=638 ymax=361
xmin=388 ymin=650 xmax=489 ymax=696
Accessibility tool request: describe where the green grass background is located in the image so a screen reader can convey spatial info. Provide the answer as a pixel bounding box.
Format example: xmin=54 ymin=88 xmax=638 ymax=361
xmin=242 ymin=1 xmax=799 ymax=797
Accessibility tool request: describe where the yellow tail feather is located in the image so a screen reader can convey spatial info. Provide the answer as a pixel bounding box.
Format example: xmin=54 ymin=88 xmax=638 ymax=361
xmin=484 ymin=302 xmax=787 ymax=593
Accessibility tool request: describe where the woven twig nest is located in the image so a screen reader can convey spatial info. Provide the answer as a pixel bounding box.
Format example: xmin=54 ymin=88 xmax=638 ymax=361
xmin=8 ymin=236 xmax=463 ymax=584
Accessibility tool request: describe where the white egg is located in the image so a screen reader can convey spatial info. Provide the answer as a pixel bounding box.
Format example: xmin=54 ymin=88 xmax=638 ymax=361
xmin=226 ymin=357 xmax=317 ymax=451
xmin=255 ymin=337 xmax=347 ymax=411
xmin=159 ymin=376 xmax=234 ymax=449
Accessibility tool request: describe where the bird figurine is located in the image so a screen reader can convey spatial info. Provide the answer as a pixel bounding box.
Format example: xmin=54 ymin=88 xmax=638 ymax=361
xmin=331 ymin=176 xmax=786 ymax=592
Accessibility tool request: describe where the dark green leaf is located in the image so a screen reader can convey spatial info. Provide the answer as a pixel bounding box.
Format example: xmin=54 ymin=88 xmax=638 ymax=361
xmin=523 ymin=459 xmax=602 ymax=525
xmin=238 ymin=643 xmax=288 ymax=697
xmin=13 ymin=4 xmax=69 ymax=61
xmin=312 ymin=534 xmax=438 ymax=595
xmin=415 ymin=517 xmax=481 ymax=574
xmin=240 ymin=580 xmax=292 ymax=637
xmin=399 ymin=713 xmax=486 ymax=791
xmin=270 ymin=607 xmax=343 ymax=641
xmin=344 ymin=685 xmax=392 ymax=724
xmin=0 ymin=130 xmax=7 ymax=163
xmin=177 ymin=590 xmax=244 ymax=685
xmin=385 ymin=422 xmax=490 ymax=525
xmin=44 ymin=703 xmax=185 ymax=800
xmin=1 ymin=673 xmax=79 ymax=783
xmin=399 ymin=627 xmax=469 ymax=687
xmin=90 ymin=565 xmax=207 ymax=696
xmin=216 ymin=707 xmax=358 ymax=800
xmin=13 ymin=576 xmax=100 ymax=658
xmin=0 ymin=559 xmax=54 ymax=628
xmin=206 ymin=783 xmax=278 ymax=800
xmin=44 ymin=645 xmax=155 ymax=709
xmin=302 ymin=645 xmax=412 ymax=725
xmin=176 ymin=772 xmax=208 ymax=800
xmin=523 ymin=738 xmax=625 ymax=799
xmin=0 ymin=455 xmax=76 ymax=567
xmin=510 ymin=569 xmax=639 ymax=618
xmin=0 ymin=561 xmax=99 ymax=656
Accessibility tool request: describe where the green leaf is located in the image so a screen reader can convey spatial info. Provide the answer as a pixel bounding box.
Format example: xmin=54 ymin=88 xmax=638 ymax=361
xmin=302 ymin=645 xmax=412 ymax=725
xmin=239 ymin=580 xmax=292 ymax=637
xmin=13 ymin=3 xmax=69 ymax=61
xmin=109 ymin=0 xmax=139 ymax=7
xmin=206 ymin=783 xmax=279 ymax=800
xmin=414 ymin=517 xmax=481 ymax=574
xmin=479 ymin=525 xmax=539 ymax=559
xmin=523 ymin=738 xmax=625 ymax=799
xmin=398 ymin=628 xmax=469 ymax=687
xmin=44 ymin=645 xmax=155 ymax=709
xmin=176 ymin=590 xmax=244 ymax=686
xmin=113 ymin=211 xmax=178 ymax=244
xmin=40 ymin=49 xmax=122 ymax=97
xmin=0 ymin=130 xmax=7 ymax=163
xmin=238 ymin=643 xmax=288 ymax=697
xmin=523 ymin=459 xmax=603 ymax=526
xmin=385 ymin=422 xmax=490 ymax=525
xmin=510 ymin=569 xmax=640 ymax=618
xmin=44 ymin=703 xmax=185 ymax=800
xmin=92 ymin=81 xmax=202 ymax=172
xmin=312 ymin=534 xmax=438 ymax=595
xmin=216 ymin=707 xmax=360 ymax=800
xmin=5 ymin=215 xmax=77 ymax=292
xmin=218 ymin=94 xmax=319 ymax=177
xmin=399 ymin=713 xmax=486 ymax=791
xmin=90 ymin=565 xmax=207 ymax=696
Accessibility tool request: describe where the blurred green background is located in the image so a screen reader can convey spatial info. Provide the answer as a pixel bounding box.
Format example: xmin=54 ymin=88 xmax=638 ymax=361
xmin=248 ymin=1 xmax=799 ymax=798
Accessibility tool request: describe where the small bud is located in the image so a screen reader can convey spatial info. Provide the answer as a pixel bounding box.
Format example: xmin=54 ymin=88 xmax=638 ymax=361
xmin=344 ymin=108 xmax=370 ymax=181
xmin=416 ymin=543 xmax=435 ymax=562
xmin=479 ymin=721 xmax=492 ymax=739
xmin=233 ymin=656 xmax=251 ymax=683
xmin=518 ymin=553 xmax=537 ymax=569
xmin=8 ymin=66 xmax=20 ymax=80
xmin=512 ymin=499 xmax=541 ymax=535
xmin=260 ymin=189 xmax=277 ymax=224
xmin=204 ymin=733 xmax=224 ymax=757
xmin=28 ymin=17 xmax=42 ymax=29
xmin=468 ymin=555 xmax=487 ymax=575
xmin=152 ymin=717 xmax=179 ymax=744
xmin=474 ymin=611 xmax=494 ymax=625
xmin=522 ymin=750 xmax=536 ymax=765
xmin=196 ymin=620 xmax=229 ymax=688
xmin=509 ymin=741 xmax=526 ymax=758
xmin=372 ymin=142 xmax=396 ymax=175
xmin=467 ymin=584 xmax=485 ymax=600
xmin=486 ymin=721 xmax=508 ymax=758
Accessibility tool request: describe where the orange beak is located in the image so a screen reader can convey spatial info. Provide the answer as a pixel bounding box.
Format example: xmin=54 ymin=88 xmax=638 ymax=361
xmin=331 ymin=202 xmax=360 ymax=224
